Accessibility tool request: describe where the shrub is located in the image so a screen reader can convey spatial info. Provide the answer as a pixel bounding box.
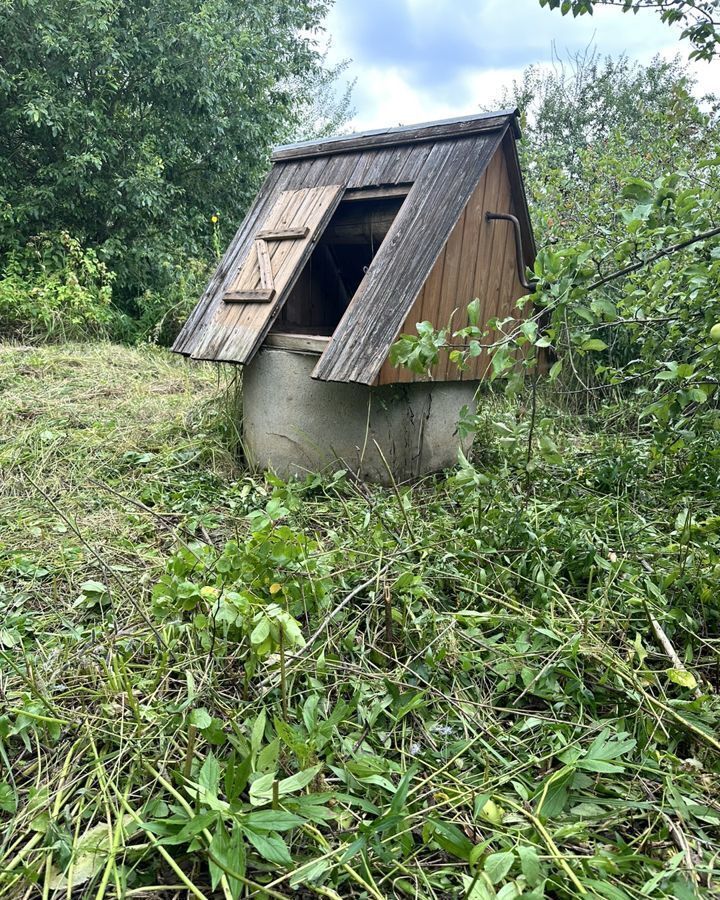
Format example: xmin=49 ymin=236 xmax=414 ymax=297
xmin=0 ymin=232 xmax=122 ymax=342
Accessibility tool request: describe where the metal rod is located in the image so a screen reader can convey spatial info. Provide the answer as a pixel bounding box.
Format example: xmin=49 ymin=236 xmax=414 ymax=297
xmin=485 ymin=212 xmax=538 ymax=291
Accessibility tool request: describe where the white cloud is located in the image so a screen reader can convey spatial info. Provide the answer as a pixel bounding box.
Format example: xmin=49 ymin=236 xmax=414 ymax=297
xmin=323 ymin=0 xmax=719 ymax=131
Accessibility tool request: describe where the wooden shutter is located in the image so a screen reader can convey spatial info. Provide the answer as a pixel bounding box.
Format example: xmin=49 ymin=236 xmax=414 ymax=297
xmin=223 ymin=185 xmax=343 ymax=304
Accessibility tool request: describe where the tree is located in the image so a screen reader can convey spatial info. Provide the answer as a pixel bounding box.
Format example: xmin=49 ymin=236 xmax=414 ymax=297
xmin=0 ymin=0 xmax=339 ymax=310
xmin=499 ymin=52 xmax=718 ymax=246
xmin=539 ymin=1 xmax=720 ymax=61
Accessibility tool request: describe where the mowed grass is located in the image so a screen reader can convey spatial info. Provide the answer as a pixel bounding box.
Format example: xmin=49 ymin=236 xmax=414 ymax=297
xmin=0 ymin=342 xmax=232 ymax=601
xmin=0 ymin=343 xmax=719 ymax=899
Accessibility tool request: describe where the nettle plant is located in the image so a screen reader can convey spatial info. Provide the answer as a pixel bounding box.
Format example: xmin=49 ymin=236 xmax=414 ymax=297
xmin=152 ymin=505 xmax=331 ymax=681
xmin=392 ymin=163 xmax=720 ymax=457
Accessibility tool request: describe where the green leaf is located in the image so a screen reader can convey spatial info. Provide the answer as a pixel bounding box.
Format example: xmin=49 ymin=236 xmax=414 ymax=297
xmin=251 ymin=708 xmax=266 ymax=753
xmin=278 ymin=765 xmax=321 ymax=795
xmin=666 ymin=668 xmax=698 ymax=690
xmin=0 ymin=782 xmax=17 ymax=814
xmin=209 ymin=821 xmax=245 ymax=900
xmin=423 ymin=818 xmax=474 ymax=861
xmin=243 ymin=828 xmax=292 ymax=866
xmin=169 ymin=810 xmax=219 ymax=844
xmin=484 ymin=850 xmax=515 ymax=885
xmin=622 ymin=178 xmax=654 ymax=203
xmin=79 ymin=580 xmax=108 ymax=595
xmin=580 ymin=338 xmax=608 ymax=352
xmin=248 ymin=772 xmax=276 ymax=806
xmin=390 ymin=765 xmax=417 ymax=817
xmin=518 ymin=845 xmax=541 ymax=886
xmin=190 ymin=707 xmax=212 ymax=730
xmin=491 ymin=348 xmax=514 ymax=378
xmin=225 ymin=752 xmax=252 ymax=802
xmin=244 ymin=810 xmax=304 ymax=832
xmin=250 ymin=616 xmax=270 ymax=646
xmin=198 ymin=753 xmax=220 ymax=797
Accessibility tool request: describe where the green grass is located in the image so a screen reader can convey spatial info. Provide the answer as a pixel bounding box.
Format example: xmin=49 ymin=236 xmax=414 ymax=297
xmin=0 ymin=343 xmax=718 ymax=899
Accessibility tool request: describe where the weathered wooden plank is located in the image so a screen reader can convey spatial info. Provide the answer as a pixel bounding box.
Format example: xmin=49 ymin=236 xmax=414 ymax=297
xmin=225 ymin=288 xmax=275 ymax=303
xmin=312 ymin=129 xmax=507 ymax=385
xmin=366 ymin=145 xmax=414 ymax=186
xmin=191 ymin=182 xmax=344 ymax=363
xmin=173 ymin=160 xmax=297 ymax=356
xmin=346 ymin=150 xmax=381 ymax=189
xmin=272 ymin=110 xmax=517 ymax=161
xmin=264 ymin=332 xmax=329 ymax=353
xmin=256 ymin=227 xmax=309 ymax=240
xmin=224 ymin=187 xmax=310 ymax=298
xmin=344 ymin=185 xmax=410 ymax=202
xmin=466 ymin=151 xmax=504 ymax=380
xmin=255 ymin=240 xmax=273 ymax=290
xmin=194 ymin=183 xmax=327 ymax=357
xmin=434 ymin=207 xmax=468 ymax=380
xmin=200 ymin=184 xmax=331 ymax=358
xmin=310 ymin=151 xmax=365 ymax=188
xmin=396 ymin=143 xmax=434 ymax=183
xmin=452 ymin=168 xmax=489 ymax=381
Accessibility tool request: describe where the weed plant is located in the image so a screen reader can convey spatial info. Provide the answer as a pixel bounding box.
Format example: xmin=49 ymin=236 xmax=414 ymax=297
xmin=0 ymin=345 xmax=718 ymax=898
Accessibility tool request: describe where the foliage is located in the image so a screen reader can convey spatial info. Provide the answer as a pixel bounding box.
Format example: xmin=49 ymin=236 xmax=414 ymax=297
xmin=0 ymin=0 xmax=342 ymax=317
xmin=0 ymin=232 xmax=121 ymax=341
xmin=501 ymin=52 xmax=719 ymax=249
xmin=1 ymin=343 xmax=719 ymax=896
xmin=539 ymin=0 xmax=720 ymax=61
xmin=396 ymin=55 xmax=720 ymax=443
xmin=290 ymin=50 xmax=356 ymax=142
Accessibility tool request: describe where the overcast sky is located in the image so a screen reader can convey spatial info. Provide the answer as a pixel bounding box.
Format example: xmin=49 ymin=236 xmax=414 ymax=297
xmin=323 ymin=0 xmax=720 ymax=131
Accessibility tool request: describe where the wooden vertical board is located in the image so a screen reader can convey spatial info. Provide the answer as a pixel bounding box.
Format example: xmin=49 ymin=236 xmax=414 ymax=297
xmin=190 ymin=183 xmax=344 ymax=362
xmin=376 ymin=282 xmax=429 ymax=384
xmin=464 ymin=151 xmax=504 ymax=380
xmin=397 ymin=143 xmax=433 ymax=183
xmin=223 ymin=187 xmax=311 ymax=296
xmin=436 ymin=207 xmax=468 ymax=380
xmin=346 ymin=150 xmax=381 ymax=188
xmin=377 ymin=165 xmax=489 ymax=385
xmin=476 ymin=151 xmax=514 ymax=377
xmin=372 ymin=145 xmax=415 ymax=185
xmin=450 ymin=169 xmax=489 ymax=381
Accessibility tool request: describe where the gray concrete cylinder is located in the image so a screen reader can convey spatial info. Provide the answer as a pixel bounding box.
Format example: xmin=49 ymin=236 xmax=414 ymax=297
xmin=243 ymin=347 xmax=477 ymax=484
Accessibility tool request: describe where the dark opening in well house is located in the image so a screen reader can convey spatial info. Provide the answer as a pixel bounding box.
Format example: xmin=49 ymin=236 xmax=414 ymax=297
xmin=173 ymin=110 xmax=535 ymax=482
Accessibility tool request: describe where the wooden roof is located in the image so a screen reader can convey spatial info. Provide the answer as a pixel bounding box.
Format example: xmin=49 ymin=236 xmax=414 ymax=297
xmin=172 ymin=109 xmax=533 ymax=385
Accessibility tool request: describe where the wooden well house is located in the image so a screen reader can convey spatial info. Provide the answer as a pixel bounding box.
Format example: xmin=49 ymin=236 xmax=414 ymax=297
xmin=173 ymin=109 xmax=535 ymax=482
